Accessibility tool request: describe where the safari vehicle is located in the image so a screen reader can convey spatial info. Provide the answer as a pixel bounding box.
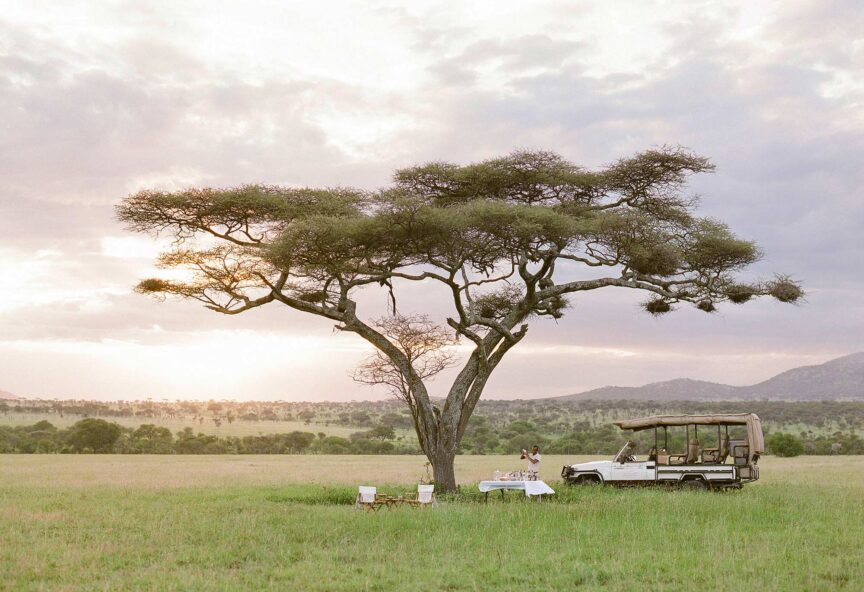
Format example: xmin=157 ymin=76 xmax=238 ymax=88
xmin=561 ymin=414 xmax=764 ymax=490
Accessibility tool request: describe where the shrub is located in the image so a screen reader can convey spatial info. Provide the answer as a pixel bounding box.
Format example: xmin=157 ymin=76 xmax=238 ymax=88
xmin=66 ymin=418 xmax=123 ymax=453
xmin=767 ymin=432 xmax=805 ymax=457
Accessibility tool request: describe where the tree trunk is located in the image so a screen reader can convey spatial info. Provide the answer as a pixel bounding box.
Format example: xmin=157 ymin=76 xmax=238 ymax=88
xmin=430 ymin=446 xmax=457 ymax=493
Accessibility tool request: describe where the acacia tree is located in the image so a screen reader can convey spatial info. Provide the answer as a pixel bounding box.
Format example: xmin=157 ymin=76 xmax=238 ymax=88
xmin=117 ymin=147 xmax=801 ymax=491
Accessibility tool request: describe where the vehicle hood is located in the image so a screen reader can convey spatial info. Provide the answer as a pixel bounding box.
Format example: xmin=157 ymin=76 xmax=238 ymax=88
xmin=570 ymin=460 xmax=613 ymax=470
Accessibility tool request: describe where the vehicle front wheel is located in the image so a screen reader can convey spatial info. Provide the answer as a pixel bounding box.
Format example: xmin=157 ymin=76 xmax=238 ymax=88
xmin=572 ymin=475 xmax=602 ymax=486
xmin=679 ymin=478 xmax=708 ymax=491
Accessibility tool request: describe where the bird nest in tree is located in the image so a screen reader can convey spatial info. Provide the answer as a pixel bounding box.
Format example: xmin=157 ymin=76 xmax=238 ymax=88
xmin=473 ymin=287 xmax=523 ymax=319
xmin=725 ymin=284 xmax=756 ymax=304
xmin=643 ymin=298 xmax=672 ymax=315
xmin=769 ymin=279 xmax=803 ymax=303
xmin=137 ymin=278 xmax=171 ymax=293
xmin=696 ymin=299 xmax=716 ymax=313
xmin=296 ymin=291 xmax=328 ymax=303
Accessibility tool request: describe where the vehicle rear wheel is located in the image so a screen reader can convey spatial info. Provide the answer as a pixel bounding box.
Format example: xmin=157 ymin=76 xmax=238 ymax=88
xmin=679 ymin=478 xmax=708 ymax=491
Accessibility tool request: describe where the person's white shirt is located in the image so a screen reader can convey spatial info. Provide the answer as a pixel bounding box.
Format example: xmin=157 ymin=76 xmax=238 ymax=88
xmin=526 ymin=452 xmax=541 ymax=473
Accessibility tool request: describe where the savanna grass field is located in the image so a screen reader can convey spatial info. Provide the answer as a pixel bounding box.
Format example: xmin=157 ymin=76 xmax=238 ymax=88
xmin=3 ymin=455 xmax=863 ymax=591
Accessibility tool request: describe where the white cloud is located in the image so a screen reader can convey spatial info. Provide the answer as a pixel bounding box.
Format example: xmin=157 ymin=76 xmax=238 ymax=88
xmin=0 ymin=248 xmax=120 ymax=313
xmin=99 ymin=236 xmax=165 ymax=260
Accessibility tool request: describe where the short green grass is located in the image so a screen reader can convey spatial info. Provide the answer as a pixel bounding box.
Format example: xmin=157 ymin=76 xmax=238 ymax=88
xmin=1 ymin=455 xmax=862 ymax=591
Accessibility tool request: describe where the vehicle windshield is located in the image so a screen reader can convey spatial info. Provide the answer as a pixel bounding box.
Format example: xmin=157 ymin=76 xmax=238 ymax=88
xmin=613 ymin=441 xmax=635 ymax=463
xmin=612 ymin=438 xmax=657 ymax=463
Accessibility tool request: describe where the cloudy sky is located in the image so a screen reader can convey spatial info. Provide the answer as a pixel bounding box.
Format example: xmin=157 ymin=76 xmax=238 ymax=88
xmin=1 ymin=0 xmax=862 ymax=401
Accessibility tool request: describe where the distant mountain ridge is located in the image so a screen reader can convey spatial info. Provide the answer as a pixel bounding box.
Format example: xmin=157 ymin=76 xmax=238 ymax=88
xmin=0 ymin=389 xmax=21 ymax=400
xmin=555 ymin=352 xmax=864 ymax=401
xmin=4 ymin=353 xmax=863 ymax=403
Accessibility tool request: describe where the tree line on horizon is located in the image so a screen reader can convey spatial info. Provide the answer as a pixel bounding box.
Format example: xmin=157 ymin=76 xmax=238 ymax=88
xmin=6 ymin=398 xmax=864 ymax=430
xmin=2 ymin=417 xmax=861 ymax=457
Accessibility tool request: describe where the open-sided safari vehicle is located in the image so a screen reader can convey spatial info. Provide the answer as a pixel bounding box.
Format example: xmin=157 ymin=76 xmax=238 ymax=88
xmin=561 ymin=414 xmax=764 ymax=490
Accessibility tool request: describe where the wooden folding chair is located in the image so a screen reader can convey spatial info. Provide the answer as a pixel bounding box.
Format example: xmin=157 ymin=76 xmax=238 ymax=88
xmin=405 ymin=484 xmax=436 ymax=508
xmin=355 ymin=486 xmax=387 ymax=511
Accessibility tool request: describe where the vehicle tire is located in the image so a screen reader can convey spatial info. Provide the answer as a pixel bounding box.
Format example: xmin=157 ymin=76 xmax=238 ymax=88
xmin=679 ymin=478 xmax=708 ymax=491
xmin=573 ymin=475 xmax=602 ymax=486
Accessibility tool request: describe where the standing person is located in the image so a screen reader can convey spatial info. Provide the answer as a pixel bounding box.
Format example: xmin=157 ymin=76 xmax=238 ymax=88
xmin=520 ymin=445 xmax=541 ymax=480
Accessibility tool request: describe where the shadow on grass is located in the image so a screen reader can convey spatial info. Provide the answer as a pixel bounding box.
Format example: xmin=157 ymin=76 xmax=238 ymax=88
xmin=264 ymin=487 xmax=357 ymax=506
xmin=260 ymin=480 xmax=719 ymax=506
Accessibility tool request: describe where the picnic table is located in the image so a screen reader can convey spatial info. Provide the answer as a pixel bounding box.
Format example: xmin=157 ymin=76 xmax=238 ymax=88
xmin=382 ymin=495 xmax=406 ymax=508
xmin=478 ymin=480 xmax=555 ymax=502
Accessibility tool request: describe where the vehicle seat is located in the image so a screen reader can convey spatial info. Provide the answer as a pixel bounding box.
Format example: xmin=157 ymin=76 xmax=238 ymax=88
xmin=730 ymin=439 xmax=749 ymax=465
xmin=718 ymin=434 xmax=730 ymax=463
xmin=702 ymin=434 xmax=730 ymax=464
xmin=667 ymin=448 xmax=687 ymax=465
xmin=685 ymin=439 xmax=700 ymax=464
xmin=656 ymin=449 xmax=669 ymax=465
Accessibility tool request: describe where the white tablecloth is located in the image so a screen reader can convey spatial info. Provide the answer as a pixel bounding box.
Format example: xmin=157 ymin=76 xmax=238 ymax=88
xmin=478 ymin=480 xmax=555 ymax=496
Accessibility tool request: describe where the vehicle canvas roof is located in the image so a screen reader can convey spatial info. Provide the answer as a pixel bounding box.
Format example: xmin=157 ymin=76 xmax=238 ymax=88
xmin=614 ymin=413 xmax=764 ymax=459
xmin=613 ymin=413 xmax=760 ymax=431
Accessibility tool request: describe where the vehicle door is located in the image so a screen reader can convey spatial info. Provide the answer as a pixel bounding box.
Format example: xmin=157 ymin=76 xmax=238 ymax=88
xmin=607 ymin=461 xmax=655 ymax=482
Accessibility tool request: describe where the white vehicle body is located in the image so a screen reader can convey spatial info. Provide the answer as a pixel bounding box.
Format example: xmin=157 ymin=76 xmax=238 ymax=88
xmin=563 ymin=458 xmax=757 ymax=487
xmin=562 ymin=413 xmax=763 ymax=490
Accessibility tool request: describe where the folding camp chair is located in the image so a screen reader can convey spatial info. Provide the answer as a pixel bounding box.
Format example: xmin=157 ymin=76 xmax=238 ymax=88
xmin=355 ymin=486 xmax=387 ymax=511
xmin=405 ymin=484 xmax=435 ymax=508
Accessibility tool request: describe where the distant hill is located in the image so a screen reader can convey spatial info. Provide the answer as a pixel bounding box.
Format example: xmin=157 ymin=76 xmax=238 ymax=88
xmin=555 ymin=353 xmax=864 ymax=401
xmin=562 ymin=378 xmax=738 ymax=401
xmin=0 ymin=389 xmax=21 ymax=400
xmin=744 ymin=352 xmax=864 ymax=400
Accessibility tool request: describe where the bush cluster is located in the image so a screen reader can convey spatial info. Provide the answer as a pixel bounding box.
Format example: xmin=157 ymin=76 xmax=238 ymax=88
xmin=0 ymin=420 xmax=420 ymax=455
xmin=3 ymin=398 xmax=863 ymax=456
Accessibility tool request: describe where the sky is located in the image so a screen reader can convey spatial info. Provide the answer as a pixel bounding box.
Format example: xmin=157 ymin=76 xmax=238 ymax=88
xmin=1 ymin=0 xmax=862 ymax=401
